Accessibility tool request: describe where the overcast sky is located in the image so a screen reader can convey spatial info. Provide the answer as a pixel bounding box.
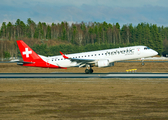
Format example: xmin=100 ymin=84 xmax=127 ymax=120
xmin=0 ymin=0 xmax=168 ymax=27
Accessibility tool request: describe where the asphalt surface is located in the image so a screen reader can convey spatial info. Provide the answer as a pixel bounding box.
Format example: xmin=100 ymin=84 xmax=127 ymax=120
xmin=1 ymin=60 xmax=168 ymax=63
xmin=1 ymin=72 xmax=168 ymax=78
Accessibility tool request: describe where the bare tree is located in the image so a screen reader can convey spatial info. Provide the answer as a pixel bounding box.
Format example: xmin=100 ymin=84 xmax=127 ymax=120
xmin=0 ymin=41 xmax=3 ymax=61
xmin=30 ymin=23 xmax=35 ymax=39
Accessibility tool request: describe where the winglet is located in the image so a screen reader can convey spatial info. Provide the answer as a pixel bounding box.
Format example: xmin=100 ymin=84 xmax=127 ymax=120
xmin=60 ymin=51 xmax=69 ymax=59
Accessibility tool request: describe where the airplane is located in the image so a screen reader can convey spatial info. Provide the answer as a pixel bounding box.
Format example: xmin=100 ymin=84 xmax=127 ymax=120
xmin=16 ymin=40 xmax=158 ymax=74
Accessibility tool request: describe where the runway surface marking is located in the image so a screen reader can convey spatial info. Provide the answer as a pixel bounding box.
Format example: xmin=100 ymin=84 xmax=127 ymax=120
xmin=0 ymin=73 xmax=168 ymax=78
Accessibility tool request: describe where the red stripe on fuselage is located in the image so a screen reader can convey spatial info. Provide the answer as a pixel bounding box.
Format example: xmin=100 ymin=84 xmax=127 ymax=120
xmin=22 ymin=62 xmax=67 ymax=69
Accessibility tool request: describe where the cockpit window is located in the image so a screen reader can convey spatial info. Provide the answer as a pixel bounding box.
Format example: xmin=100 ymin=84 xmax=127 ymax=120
xmin=144 ymin=47 xmax=151 ymax=50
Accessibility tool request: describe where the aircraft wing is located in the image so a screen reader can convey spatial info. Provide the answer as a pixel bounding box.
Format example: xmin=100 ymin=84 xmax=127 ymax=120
xmin=69 ymin=58 xmax=95 ymax=63
xmin=60 ymin=51 xmax=96 ymax=64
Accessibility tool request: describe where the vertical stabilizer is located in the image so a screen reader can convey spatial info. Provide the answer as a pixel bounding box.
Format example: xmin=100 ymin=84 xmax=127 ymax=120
xmin=16 ymin=40 xmax=41 ymax=62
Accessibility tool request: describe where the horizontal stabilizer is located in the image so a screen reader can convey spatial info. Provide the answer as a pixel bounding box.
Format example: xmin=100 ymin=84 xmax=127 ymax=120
xmin=17 ymin=61 xmax=34 ymax=65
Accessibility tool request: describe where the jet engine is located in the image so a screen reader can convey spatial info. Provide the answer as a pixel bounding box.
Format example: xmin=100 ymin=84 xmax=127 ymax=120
xmin=97 ymin=60 xmax=109 ymax=67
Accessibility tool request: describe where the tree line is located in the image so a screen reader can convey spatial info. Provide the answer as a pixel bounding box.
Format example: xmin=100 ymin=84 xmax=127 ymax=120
xmin=0 ymin=18 xmax=168 ymax=60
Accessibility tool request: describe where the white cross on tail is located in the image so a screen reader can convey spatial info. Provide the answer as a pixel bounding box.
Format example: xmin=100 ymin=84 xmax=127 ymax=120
xmin=22 ymin=48 xmax=32 ymax=58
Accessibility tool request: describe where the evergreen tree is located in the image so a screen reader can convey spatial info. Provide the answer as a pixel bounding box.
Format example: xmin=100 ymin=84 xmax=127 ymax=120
xmin=6 ymin=22 xmax=13 ymax=39
xmin=128 ymin=24 xmax=134 ymax=44
xmin=136 ymin=23 xmax=142 ymax=45
xmin=0 ymin=19 xmax=168 ymax=56
xmin=1 ymin=22 xmax=7 ymax=39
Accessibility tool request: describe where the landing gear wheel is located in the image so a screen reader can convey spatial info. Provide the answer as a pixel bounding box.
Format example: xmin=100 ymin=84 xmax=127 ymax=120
xmin=85 ymin=69 xmax=89 ymax=74
xmin=85 ymin=69 xmax=93 ymax=74
xmin=90 ymin=69 xmax=93 ymax=74
xmin=142 ymin=62 xmax=145 ymax=66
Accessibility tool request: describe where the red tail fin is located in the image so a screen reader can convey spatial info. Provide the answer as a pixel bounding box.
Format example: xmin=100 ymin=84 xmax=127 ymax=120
xmin=16 ymin=40 xmax=66 ymax=69
xmin=17 ymin=40 xmax=41 ymax=62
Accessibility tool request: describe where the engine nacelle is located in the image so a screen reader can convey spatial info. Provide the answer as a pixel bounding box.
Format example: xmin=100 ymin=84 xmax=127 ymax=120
xmin=97 ymin=60 xmax=109 ymax=67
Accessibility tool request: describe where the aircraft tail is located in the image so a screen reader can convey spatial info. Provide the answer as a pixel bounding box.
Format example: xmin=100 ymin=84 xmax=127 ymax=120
xmin=16 ymin=40 xmax=42 ymax=62
xmin=16 ymin=40 xmax=66 ymax=69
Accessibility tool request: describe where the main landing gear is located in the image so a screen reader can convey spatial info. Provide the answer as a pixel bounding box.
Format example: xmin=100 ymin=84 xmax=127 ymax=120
xmin=85 ymin=64 xmax=93 ymax=74
xmin=85 ymin=69 xmax=93 ymax=74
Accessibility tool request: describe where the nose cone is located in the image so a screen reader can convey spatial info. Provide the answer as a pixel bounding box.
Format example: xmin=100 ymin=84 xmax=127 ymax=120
xmin=153 ymin=50 xmax=158 ymax=56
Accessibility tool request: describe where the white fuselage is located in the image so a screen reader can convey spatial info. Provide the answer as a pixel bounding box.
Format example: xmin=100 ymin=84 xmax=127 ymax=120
xmin=41 ymin=46 xmax=158 ymax=68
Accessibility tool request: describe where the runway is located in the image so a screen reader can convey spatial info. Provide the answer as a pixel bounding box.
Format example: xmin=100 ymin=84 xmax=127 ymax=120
xmin=1 ymin=72 xmax=168 ymax=78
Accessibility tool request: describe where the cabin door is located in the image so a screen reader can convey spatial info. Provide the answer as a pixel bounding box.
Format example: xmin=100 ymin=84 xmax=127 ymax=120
xmin=46 ymin=59 xmax=50 ymax=66
xmin=137 ymin=48 xmax=140 ymax=55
